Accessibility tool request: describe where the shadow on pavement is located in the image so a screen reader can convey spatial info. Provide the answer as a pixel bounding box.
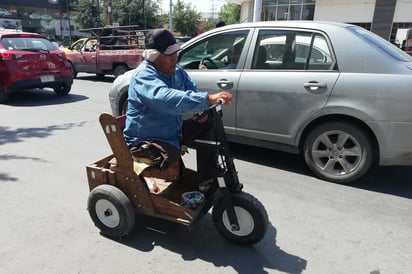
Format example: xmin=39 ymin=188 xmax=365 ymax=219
xmin=5 ymin=88 xmax=88 ymax=107
xmin=0 ymin=121 xmax=87 ymax=146
xmin=114 ymin=213 xmax=307 ymax=274
xmin=229 ymin=142 xmax=412 ymax=199
xmin=0 ymin=121 xmax=88 ymax=182
xmin=75 ymin=75 xmax=114 ymax=83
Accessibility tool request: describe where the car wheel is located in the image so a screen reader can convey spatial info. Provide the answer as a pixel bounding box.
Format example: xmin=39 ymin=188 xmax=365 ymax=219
xmin=120 ymin=92 xmax=128 ymax=115
xmin=303 ymin=121 xmax=374 ymax=183
xmin=53 ymin=85 xmax=71 ymax=95
xmin=0 ymin=86 xmax=9 ymax=103
xmin=113 ymin=65 xmax=128 ymax=79
xmin=212 ymin=192 xmax=268 ymax=245
xmin=69 ymin=62 xmax=77 ymax=78
xmin=88 ymin=184 xmax=135 ymax=238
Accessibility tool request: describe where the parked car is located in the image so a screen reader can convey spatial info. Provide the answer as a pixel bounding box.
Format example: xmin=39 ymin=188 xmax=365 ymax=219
xmin=64 ymin=38 xmax=96 ymax=54
xmin=66 ymin=26 xmax=144 ymax=78
xmin=0 ymin=29 xmax=73 ymax=103
xmin=0 ymin=8 xmax=12 ymax=17
xmin=109 ymin=21 xmax=412 ymax=184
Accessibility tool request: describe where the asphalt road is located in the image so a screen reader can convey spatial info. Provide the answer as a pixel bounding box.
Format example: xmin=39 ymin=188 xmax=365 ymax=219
xmin=1 ymin=74 xmax=411 ymax=274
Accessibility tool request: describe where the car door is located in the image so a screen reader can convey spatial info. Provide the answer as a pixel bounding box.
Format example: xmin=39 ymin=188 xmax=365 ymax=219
xmin=237 ymin=28 xmax=340 ymax=146
xmin=178 ymin=29 xmax=252 ymax=136
xmin=74 ymin=38 xmax=97 ymax=73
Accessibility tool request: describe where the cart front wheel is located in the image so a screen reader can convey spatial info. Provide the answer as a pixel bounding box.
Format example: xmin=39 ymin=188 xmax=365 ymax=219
xmin=88 ymin=184 xmax=135 ymax=238
xmin=212 ymin=192 xmax=268 ymax=245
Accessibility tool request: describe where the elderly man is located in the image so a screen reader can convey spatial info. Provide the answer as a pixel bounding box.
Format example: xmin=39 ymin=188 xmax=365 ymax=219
xmin=123 ymin=28 xmax=232 ymax=183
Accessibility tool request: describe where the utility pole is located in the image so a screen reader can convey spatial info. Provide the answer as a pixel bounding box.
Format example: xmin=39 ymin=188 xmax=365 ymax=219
xmin=95 ymin=0 xmax=101 ymax=27
xmin=143 ymin=0 xmax=146 ymax=29
xmin=108 ymin=0 xmax=113 ymax=25
xmin=67 ymin=0 xmax=72 ymax=44
xmin=169 ymin=0 xmax=173 ymax=32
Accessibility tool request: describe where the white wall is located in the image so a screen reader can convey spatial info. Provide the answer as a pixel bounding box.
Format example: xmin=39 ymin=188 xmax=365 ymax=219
xmin=314 ymin=0 xmax=375 ymax=22
xmin=240 ymin=0 xmax=254 ymax=23
xmin=228 ymin=0 xmax=412 ymax=24
xmin=393 ymin=0 xmax=412 ymax=22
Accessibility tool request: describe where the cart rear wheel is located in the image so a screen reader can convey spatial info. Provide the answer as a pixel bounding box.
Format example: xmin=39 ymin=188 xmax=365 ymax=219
xmin=88 ymin=184 xmax=135 ymax=238
xmin=212 ymin=192 xmax=268 ymax=245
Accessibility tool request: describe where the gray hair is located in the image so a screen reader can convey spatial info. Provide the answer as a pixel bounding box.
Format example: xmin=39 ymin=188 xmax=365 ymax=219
xmin=143 ymin=49 xmax=161 ymax=62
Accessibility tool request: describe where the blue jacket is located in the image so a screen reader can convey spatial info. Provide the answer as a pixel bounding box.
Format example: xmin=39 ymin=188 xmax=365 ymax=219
xmin=124 ymin=60 xmax=210 ymax=148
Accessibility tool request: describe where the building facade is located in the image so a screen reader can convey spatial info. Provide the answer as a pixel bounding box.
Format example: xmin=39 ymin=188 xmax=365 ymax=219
xmin=229 ymin=0 xmax=412 ymax=45
xmin=0 ymin=0 xmax=86 ymax=45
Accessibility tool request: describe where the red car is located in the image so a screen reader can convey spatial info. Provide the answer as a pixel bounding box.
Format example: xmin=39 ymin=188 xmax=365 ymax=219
xmin=0 ymin=29 xmax=73 ymax=103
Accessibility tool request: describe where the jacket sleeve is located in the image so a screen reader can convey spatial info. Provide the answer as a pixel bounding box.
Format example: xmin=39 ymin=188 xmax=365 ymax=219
xmin=132 ymin=67 xmax=210 ymax=115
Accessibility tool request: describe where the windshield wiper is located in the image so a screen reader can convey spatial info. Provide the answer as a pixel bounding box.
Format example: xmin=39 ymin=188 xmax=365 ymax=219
xmin=19 ymin=48 xmax=50 ymax=53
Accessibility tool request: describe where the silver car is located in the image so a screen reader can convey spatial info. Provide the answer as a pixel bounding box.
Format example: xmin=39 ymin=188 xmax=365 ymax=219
xmin=109 ymin=21 xmax=412 ymax=184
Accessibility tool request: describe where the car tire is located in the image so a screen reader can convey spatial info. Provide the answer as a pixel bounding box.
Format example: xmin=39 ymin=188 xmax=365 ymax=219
xmin=53 ymin=85 xmax=71 ymax=95
xmin=303 ymin=121 xmax=374 ymax=184
xmin=69 ymin=62 xmax=77 ymax=78
xmin=113 ymin=65 xmax=128 ymax=79
xmin=120 ymin=92 xmax=128 ymax=116
xmin=0 ymin=86 xmax=9 ymax=103
xmin=87 ymin=184 xmax=135 ymax=238
xmin=212 ymin=192 xmax=268 ymax=245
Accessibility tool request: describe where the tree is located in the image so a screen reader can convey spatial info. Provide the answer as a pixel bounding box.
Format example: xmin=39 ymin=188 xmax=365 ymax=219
xmin=172 ymin=0 xmax=200 ymax=36
xmin=219 ymin=3 xmax=241 ymax=25
xmin=156 ymin=13 xmax=170 ymax=29
xmin=71 ymin=0 xmax=163 ymax=29
xmin=199 ymin=3 xmax=241 ymax=33
xmin=71 ymin=0 xmax=98 ymax=29
xmin=107 ymin=0 xmax=161 ymax=29
xmin=202 ymin=18 xmax=218 ymax=32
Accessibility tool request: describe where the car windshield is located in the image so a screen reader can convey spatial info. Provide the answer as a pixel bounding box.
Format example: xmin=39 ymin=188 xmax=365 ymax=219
xmin=1 ymin=36 xmax=58 ymax=51
xmin=348 ymin=26 xmax=412 ymax=62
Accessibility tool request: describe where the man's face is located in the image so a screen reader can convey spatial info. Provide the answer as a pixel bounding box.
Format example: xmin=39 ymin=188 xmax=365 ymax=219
xmin=155 ymin=51 xmax=178 ymax=76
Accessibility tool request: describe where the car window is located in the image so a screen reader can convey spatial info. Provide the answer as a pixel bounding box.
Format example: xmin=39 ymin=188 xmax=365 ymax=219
xmin=178 ymin=30 xmax=249 ymax=70
xmin=71 ymin=39 xmax=85 ymax=51
xmin=253 ymin=29 xmax=335 ymax=70
xmin=84 ymin=40 xmax=97 ymax=51
xmin=348 ymin=25 xmax=412 ymax=62
xmin=1 ymin=36 xmax=57 ymax=51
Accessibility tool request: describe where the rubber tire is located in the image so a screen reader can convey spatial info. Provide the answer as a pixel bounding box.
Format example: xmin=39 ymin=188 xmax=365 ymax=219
xmin=212 ymin=192 xmax=269 ymax=245
xmin=303 ymin=121 xmax=374 ymax=184
xmin=53 ymin=85 xmax=71 ymax=95
xmin=69 ymin=62 xmax=77 ymax=78
xmin=120 ymin=92 xmax=128 ymax=115
xmin=113 ymin=65 xmax=128 ymax=79
xmin=88 ymin=184 xmax=135 ymax=238
xmin=0 ymin=86 xmax=9 ymax=103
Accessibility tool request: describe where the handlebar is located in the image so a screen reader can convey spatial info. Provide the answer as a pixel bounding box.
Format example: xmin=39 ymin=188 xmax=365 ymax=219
xmin=217 ymin=98 xmax=225 ymax=105
xmin=192 ymin=97 xmax=226 ymax=122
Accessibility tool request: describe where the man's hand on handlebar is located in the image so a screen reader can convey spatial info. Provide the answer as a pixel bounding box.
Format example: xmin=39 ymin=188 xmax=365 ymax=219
xmin=208 ymin=91 xmax=233 ymax=106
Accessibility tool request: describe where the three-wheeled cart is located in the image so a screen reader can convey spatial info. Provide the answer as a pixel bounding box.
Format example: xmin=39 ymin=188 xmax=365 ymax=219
xmin=86 ymin=103 xmax=268 ymax=245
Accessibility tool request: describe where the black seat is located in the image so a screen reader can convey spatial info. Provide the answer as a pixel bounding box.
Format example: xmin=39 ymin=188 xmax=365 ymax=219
xmin=254 ymin=46 xmax=270 ymax=69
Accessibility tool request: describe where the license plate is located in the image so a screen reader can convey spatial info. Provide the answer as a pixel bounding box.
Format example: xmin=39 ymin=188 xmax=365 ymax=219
xmin=40 ymin=75 xmax=55 ymax=83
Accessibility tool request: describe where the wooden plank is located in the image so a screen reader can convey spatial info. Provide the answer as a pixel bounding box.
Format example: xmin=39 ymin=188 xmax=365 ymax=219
xmin=99 ymin=113 xmax=133 ymax=173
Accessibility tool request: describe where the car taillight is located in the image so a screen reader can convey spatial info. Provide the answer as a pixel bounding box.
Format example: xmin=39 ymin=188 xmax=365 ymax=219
xmin=57 ymin=52 xmax=67 ymax=60
xmin=0 ymin=51 xmax=15 ymax=60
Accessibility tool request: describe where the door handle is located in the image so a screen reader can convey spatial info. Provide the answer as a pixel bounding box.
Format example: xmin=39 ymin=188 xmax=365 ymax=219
xmin=217 ymin=79 xmax=233 ymax=89
xmin=304 ymin=81 xmax=327 ymax=90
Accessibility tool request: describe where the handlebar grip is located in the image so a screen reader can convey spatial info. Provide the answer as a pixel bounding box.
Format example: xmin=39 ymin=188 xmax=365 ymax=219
xmin=217 ymin=98 xmax=225 ymax=105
